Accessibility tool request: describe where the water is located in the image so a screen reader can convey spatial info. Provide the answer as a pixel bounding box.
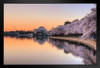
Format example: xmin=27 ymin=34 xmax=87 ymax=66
xmin=4 ymin=36 xmax=96 ymax=65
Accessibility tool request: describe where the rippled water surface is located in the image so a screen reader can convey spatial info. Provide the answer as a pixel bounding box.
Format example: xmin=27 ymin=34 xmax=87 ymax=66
xmin=4 ymin=36 xmax=96 ymax=65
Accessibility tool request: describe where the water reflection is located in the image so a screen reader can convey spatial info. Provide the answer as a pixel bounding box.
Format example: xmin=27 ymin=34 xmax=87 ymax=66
xmin=4 ymin=35 xmax=32 ymax=39
xmin=48 ymin=39 xmax=96 ymax=65
xmin=4 ymin=35 xmax=96 ymax=65
xmin=4 ymin=35 xmax=49 ymax=44
xmin=33 ymin=36 xmax=49 ymax=44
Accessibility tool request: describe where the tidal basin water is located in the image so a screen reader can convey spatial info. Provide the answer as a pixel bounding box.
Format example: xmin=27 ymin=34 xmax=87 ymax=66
xmin=4 ymin=36 xmax=96 ymax=65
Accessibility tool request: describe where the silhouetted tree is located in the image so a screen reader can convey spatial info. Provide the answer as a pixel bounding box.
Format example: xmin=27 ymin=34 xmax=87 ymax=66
xmin=64 ymin=21 xmax=71 ymax=25
xmin=72 ymin=19 xmax=79 ymax=22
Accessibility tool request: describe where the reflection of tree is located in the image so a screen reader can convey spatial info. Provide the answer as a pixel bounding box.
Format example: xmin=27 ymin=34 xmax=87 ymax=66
xmin=64 ymin=50 xmax=69 ymax=54
xmin=4 ymin=35 xmax=49 ymax=44
xmin=48 ymin=39 xmax=64 ymax=49
xmin=33 ymin=36 xmax=49 ymax=44
xmin=4 ymin=35 xmax=32 ymax=39
xmin=48 ymin=38 xmax=96 ymax=65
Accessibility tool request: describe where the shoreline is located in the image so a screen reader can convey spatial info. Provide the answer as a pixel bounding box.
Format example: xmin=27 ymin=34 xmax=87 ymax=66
xmin=50 ymin=36 xmax=96 ymax=51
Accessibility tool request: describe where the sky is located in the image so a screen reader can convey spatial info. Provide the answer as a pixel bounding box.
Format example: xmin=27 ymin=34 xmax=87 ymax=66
xmin=4 ymin=4 xmax=95 ymax=31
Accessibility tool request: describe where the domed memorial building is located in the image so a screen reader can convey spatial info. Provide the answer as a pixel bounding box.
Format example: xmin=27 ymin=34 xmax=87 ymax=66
xmin=33 ymin=26 xmax=48 ymax=36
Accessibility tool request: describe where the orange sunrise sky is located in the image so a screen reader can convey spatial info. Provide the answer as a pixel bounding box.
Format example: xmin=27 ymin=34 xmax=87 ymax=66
xmin=4 ymin=4 xmax=95 ymax=31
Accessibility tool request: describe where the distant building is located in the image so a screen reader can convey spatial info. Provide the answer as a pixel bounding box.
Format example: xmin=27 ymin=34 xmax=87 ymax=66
xmin=33 ymin=26 xmax=48 ymax=36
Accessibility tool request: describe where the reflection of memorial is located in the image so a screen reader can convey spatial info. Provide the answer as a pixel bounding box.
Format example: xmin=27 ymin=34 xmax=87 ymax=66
xmin=48 ymin=39 xmax=96 ymax=65
xmin=4 ymin=34 xmax=49 ymax=44
xmin=33 ymin=36 xmax=49 ymax=44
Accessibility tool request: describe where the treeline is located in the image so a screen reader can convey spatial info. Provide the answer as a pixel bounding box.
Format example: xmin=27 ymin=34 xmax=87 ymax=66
xmin=16 ymin=30 xmax=33 ymax=34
